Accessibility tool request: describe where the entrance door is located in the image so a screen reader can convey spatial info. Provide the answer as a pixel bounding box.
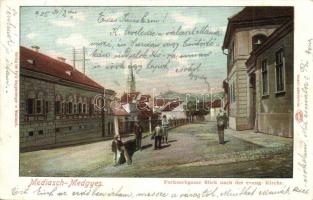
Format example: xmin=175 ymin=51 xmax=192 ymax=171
xmin=249 ymin=74 xmax=256 ymax=129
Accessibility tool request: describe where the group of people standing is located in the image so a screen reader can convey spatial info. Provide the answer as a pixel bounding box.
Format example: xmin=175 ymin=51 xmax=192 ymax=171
xmin=111 ymin=121 xmax=143 ymax=166
xmin=153 ymin=115 xmax=169 ymax=150
xmin=111 ymin=115 xmax=170 ymax=166
xmin=111 ymin=135 xmax=132 ymax=166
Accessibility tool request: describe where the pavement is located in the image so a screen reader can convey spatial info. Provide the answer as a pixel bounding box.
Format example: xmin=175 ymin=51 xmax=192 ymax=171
xmin=20 ymin=121 xmax=293 ymax=178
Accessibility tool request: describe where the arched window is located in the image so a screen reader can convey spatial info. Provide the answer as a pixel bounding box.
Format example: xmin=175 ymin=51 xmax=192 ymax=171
xmin=26 ymin=91 xmax=36 ymax=114
xmin=73 ymin=95 xmax=77 ymax=114
xmin=78 ymin=97 xmax=82 ymax=114
xmin=68 ymin=96 xmax=73 ymax=114
xmin=82 ymin=97 xmax=87 ymax=114
xmin=252 ymin=34 xmax=267 ymax=51
xmin=55 ymin=95 xmax=62 ymax=115
xmin=36 ymin=91 xmax=45 ymax=114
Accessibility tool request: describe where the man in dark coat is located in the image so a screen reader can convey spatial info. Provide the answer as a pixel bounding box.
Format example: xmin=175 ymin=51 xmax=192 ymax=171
xmin=153 ymin=123 xmax=162 ymax=150
xmin=216 ymin=110 xmax=226 ymax=144
xmin=134 ymin=122 xmax=143 ymax=150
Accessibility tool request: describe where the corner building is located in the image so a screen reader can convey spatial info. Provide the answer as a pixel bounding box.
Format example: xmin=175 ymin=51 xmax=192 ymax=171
xmin=20 ymin=46 xmax=106 ymax=151
xmin=222 ymin=7 xmax=293 ymax=130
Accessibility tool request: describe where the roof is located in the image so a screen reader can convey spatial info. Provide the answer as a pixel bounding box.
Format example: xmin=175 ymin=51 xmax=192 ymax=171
xmin=139 ymin=94 xmax=151 ymax=102
xmin=138 ymin=109 xmax=160 ymax=119
xmin=154 ymin=97 xmax=180 ymax=107
xmin=246 ymin=20 xmax=293 ymax=73
xmin=20 ymin=46 xmax=104 ymax=90
xmin=206 ymin=99 xmax=222 ymax=108
xmin=223 ymin=7 xmax=293 ymax=49
xmin=113 ymin=105 xmax=130 ymax=116
xmin=161 ymin=101 xmax=183 ymax=112
xmin=120 ymin=92 xmax=140 ymax=104
xmin=229 ymin=7 xmax=293 ymax=23
xmin=154 ymin=98 xmax=171 ymax=107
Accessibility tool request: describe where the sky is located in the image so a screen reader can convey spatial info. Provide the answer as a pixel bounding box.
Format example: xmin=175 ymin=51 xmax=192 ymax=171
xmin=20 ymin=7 xmax=243 ymax=96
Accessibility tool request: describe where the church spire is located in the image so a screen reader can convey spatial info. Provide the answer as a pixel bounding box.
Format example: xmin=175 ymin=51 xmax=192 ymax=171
xmin=127 ymin=64 xmax=136 ymax=93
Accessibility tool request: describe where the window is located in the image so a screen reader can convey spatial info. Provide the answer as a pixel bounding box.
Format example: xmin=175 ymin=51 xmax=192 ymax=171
xmin=83 ymin=104 xmax=86 ymax=114
xmin=26 ymin=99 xmax=35 ymax=114
xmin=74 ymin=104 xmax=77 ymax=114
xmin=65 ymin=102 xmax=69 ymax=114
xmin=261 ymin=59 xmax=269 ymax=95
xmin=62 ymin=102 xmax=66 ymax=114
xmin=28 ymin=131 xmax=34 ymax=136
xmin=55 ymin=128 xmax=60 ymax=132
xmin=275 ymin=49 xmax=285 ymax=92
xmin=55 ymin=101 xmax=61 ymax=114
xmin=232 ymin=83 xmax=236 ymax=102
xmin=45 ymin=101 xmax=49 ymax=113
xmin=78 ymin=103 xmax=82 ymax=114
xmin=38 ymin=130 xmax=44 ymax=135
xmin=36 ymin=99 xmax=43 ymax=114
xmin=252 ymin=34 xmax=267 ymax=51
xmin=68 ymin=102 xmax=73 ymax=114
xmin=89 ymin=103 xmax=94 ymax=115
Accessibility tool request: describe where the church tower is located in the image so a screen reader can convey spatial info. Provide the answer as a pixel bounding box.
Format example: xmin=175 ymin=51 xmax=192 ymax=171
xmin=127 ymin=65 xmax=136 ymax=93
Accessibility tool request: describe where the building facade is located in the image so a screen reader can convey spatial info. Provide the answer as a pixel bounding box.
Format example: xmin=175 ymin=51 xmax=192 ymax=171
xmin=104 ymin=89 xmax=116 ymax=136
xmin=20 ymin=46 xmax=109 ymax=151
xmin=222 ymin=7 xmax=293 ymax=130
xmin=246 ymin=21 xmax=293 ymax=137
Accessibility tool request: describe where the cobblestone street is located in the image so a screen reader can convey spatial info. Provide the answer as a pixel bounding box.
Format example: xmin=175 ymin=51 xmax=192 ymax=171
xmin=20 ymin=122 xmax=293 ymax=178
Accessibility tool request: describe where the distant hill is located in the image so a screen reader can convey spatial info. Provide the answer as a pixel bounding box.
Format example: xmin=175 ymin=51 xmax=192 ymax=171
xmin=157 ymin=90 xmax=224 ymax=102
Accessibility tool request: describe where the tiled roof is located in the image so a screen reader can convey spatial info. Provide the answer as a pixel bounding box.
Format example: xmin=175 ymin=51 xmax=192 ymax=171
xmin=229 ymin=7 xmax=293 ymax=23
xmin=162 ymin=101 xmax=183 ymax=112
xmin=120 ymin=92 xmax=140 ymax=104
xmin=113 ymin=105 xmax=130 ymax=116
xmin=138 ymin=109 xmax=159 ymax=119
xmin=223 ymin=7 xmax=293 ymax=49
xmin=205 ymin=99 xmax=222 ymax=108
xmin=20 ymin=46 xmax=104 ymax=90
xmin=154 ymin=98 xmax=176 ymax=107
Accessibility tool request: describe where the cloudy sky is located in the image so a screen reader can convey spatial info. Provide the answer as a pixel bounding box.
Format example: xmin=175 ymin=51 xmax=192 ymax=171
xmin=21 ymin=7 xmax=243 ymax=96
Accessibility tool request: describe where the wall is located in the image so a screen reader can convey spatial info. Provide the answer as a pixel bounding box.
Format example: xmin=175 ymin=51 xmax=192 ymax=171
xmin=20 ymin=74 xmax=106 ymax=151
xmin=226 ymin=26 xmax=278 ymax=131
xmin=255 ymin=31 xmax=293 ymax=137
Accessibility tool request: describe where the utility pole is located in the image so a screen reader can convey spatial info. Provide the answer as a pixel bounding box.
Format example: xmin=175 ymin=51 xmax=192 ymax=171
xmin=83 ymin=47 xmax=86 ymax=75
xmin=72 ymin=48 xmax=76 ymax=70
xmin=71 ymin=47 xmax=89 ymax=75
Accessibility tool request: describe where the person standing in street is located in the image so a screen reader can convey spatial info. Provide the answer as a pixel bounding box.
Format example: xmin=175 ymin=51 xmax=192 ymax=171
xmin=161 ymin=115 xmax=169 ymax=144
xmin=134 ymin=121 xmax=143 ymax=150
xmin=223 ymin=111 xmax=228 ymax=129
xmin=153 ymin=123 xmax=162 ymax=150
xmin=216 ymin=110 xmax=225 ymax=144
xmin=111 ymin=135 xmax=132 ymax=166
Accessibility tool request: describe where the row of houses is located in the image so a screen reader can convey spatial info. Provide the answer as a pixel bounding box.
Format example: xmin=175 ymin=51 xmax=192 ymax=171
xmin=20 ymin=47 xmax=191 ymax=151
xmin=222 ymin=7 xmax=294 ymax=137
xmin=20 ymin=46 xmax=109 ymax=151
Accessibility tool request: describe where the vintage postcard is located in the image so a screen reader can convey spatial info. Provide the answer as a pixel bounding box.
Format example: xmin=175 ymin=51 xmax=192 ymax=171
xmin=0 ymin=0 xmax=313 ymax=199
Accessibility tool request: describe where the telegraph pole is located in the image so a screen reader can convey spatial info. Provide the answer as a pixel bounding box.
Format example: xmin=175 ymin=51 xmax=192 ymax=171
xmin=71 ymin=47 xmax=89 ymax=75
xmin=83 ymin=47 xmax=86 ymax=75
xmin=72 ymin=48 xmax=76 ymax=70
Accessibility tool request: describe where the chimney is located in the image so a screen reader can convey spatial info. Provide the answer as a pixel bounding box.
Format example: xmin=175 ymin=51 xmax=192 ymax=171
xmin=31 ymin=45 xmax=40 ymax=52
xmin=57 ymin=57 xmax=66 ymax=62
